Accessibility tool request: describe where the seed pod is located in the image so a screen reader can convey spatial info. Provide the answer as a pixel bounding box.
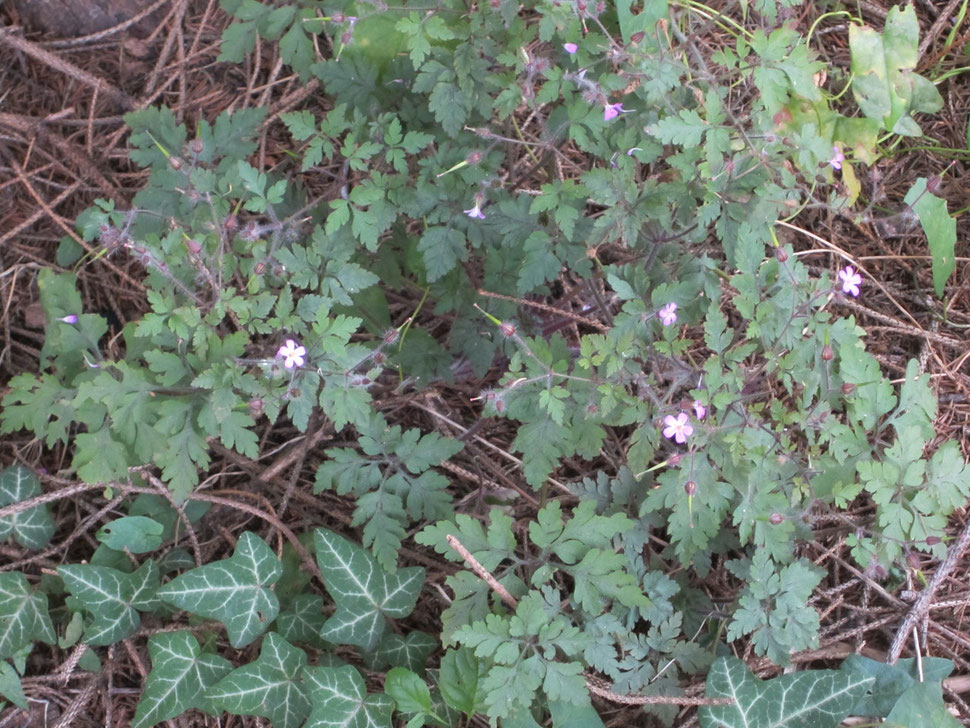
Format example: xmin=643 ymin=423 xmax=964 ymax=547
xmin=667 ymin=453 xmax=682 ymax=467
xmin=926 ymin=176 xmax=943 ymax=195
xmin=169 ymin=156 xmax=183 ymax=170
xmin=498 ymin=321 xmax=516 ymax=338
xmin=774 ymin=247 xmax=788 ymax=263
xmin=821 ymin=345 xmax=834 ymax=361
xmin=769 ymin=513 xmax=784 ymax=525
xmin=684 ymin=480 xmax=697 ymax=496
xmin=842 ymin=382 xmax=856 ymax=396
xmin=383 ymin=328 xmax=400 ymax=345
xmin=466 ymin=150 xmax=484 ymax=166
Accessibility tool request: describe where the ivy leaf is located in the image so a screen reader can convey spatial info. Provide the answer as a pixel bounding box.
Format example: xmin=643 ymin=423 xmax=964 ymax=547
xmin=314 ymin=528 xmax=425 ymax=651
xmin=206 ymin=632 xmax=310 ymax=728
xmin=276 ymin=594 xmax=331 ymax=649
xmin=0 ymin=466 xmax=55 ymax=549
xmin=0 ymin=572 xmax=56 ymax=659
xmin=0 ymin=660 xmax=28 ymax=710
xmin=699 ymin=656 xmax=873 ymax=728
xmin=304 ymin=664 xmax=394 ymax=727
xmin=364 ymin=631 xmax=438 ymax=673
xmin=58 ymin=560 xmax=161 ymax=646
xmin=157 ymin=531 xmax=282 ymax=648
xmin=131 ymin=631 xmax=233 ymax=728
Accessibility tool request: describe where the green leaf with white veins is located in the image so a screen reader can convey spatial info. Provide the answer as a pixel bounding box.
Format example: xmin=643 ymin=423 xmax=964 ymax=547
xmin=0 ymin=572 xmax=56 ymax=659
xmin=0 ymin=466 xmax=55 ymax=550
xmin=206 ymin=632 xmax=310 ymax=728
xmin=699 ymin=656 xmax=873 ymax=728
xmin=131 ymin=631 xmax=233 ymax=728
xmin=314 ymin=528 xmax=425 ymax=651
xmin=58 ymin=560 xmax=160 ymax=646
xmin=157 ymin=531 xmax=282 ymax=648
xmin=304 ymin=664 xmax=394 ymax=728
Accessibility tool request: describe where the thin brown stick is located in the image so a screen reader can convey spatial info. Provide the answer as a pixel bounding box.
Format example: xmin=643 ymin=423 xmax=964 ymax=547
xmin=478 ymin=288 xmax=609 ymax=331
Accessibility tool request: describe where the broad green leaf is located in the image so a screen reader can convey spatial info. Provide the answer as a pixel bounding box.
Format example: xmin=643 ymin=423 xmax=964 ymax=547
xmin=884 ymin=680 xmax=962 ymax=728
xmin=157 ymin=531 xmax=282 ymax=647
xmin=96 ymin=516 xmax=165 ymax=554
xmin=438 ymin=646 xmax=486 ymax=718
xmin=904 ymin=178 xmax=956 ymax=296
xmin=0 ymin=466 xmax=55 ymax=549
xmin=699 ymin=656 xmax=873 ymax=728
xmin=0 ymin=660 xmax=27 ymax=710
xmin=548 ymin=698 xmax=607 ymax=728
xmin=0 ymin=573 xmax=56 ymax=659
xmin=304 ymin=664 xmax=394 ymax=728
xmin=385 ymin=667 xmax=432 ymax=714
xmin=131 ymin=631 xmax=233 ymax=728
xmin=364 ymin=631 xmax=438 ymax=673
xmin=58 ymin=561 xmax=160 ymax=646
xmin=314 ymin=528 xmax=424 ymax=651
xmin=276 ymin=594 xmax=331 ymax=649
xmin=206 ymin=633 xmax=310 ymax=728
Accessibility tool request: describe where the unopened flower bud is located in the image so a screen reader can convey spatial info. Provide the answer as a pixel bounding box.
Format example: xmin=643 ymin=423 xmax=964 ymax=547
xmin=189 ymin=138 xmax=204 ymax=155
xmin=253 ymin=261 xmax=266 ymax=276
xmin=332 ymin=11 xmax=345 ymax=22
xmin=341 ymin=30 xmax=354 ymax=45
xmin=906 ymin=552 xmax=920 ymax=569
xmin=466 ymin=150 xmax=483 ymax=166
xmin=185 ymin=238 xmax=202 ymax=255
xmin=383 ymin=328 xmax=400 ymax=345
xmin=821 ymin=345 xmax=834 ymax=361
xmin=684 ymin=480 xmax=697 ymax=496
xmin=774 ymin=247 xmax=788 ymax=262
xmin=224 ymin=214 xmax=238 ymax=233
xmin=499 ymin=321 xmax=516 ymax=338
xmin=925 ymin=535 xmax=942 ymax=546
xmin=372 ymin=351 xmax=386 ymax=365
xmin=667 ymin=453 xmax=682 ymax=467
xmin=248 ymin=399 xmax=264 ymax=418
xmin=769 ymin=513 xmax=784 ymax=525
xmin=169 ymin=156 xmax=183 ymax=170
xmin=842 ymin=382 xmax=856 ymax=396
xmin=926 ymin=176 xmax=943 ymax=195
xmin=630 ymin=30 xmax=645 ymax=43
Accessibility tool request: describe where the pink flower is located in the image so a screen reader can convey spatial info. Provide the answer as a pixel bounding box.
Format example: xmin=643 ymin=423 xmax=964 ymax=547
xmin=663 ymin=412 xmax=693 ymax=444
xmin=603 ymin=102 xmax=628 ymax=121
xmin=276 ymin=339 xmax=306 ymax=369
xmin=464 ymin=195 xmax=486 ymax=219
xmin=57 ymin=314 xmax=78 ymax=324
xmin=693 ymin=400 xmax=706 ymax=420
xmin=563 ymin=42 xmax=578 ymax=54
xmin=829 ymin=146 xmax=845 ymax=171
xmin=658 ymin=302 xmax=677 ymax=326
xmin=838 ymin=266 xmax=862 ymax=297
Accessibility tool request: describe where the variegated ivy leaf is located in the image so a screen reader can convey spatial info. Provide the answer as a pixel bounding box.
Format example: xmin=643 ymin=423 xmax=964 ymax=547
xmin=206 ymin=632 xmax=310 ymax=728
xmin=157 ymin=531 xmax=282 ymax=648
xmin=0 ymin=465 xmax=56 ymax=549
xmin=276 ymin=593 xmax=331 ymax=649
xmin=314 ymin=528 xmax=424 ymax=651
xmin=0 ymin=572 xmax=56 ymax=659
xmin=131 ymin=631 xmax=233 ymax=728
xmin=363 ymin=630 xmax=438 ymax=673
xmin=58 ymin=560 xmax=160 ymax=646
xmin=304 ymin=664 xmax=393 ymax=728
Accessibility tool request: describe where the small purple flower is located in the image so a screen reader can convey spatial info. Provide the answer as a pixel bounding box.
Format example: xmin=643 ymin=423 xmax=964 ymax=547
xmin=663 ymin=412 xmax=693 ymax=444
xmin=693 ymin=400 xmax=706 ymax=420
xmin=603 ymin=102 xmax=628 ymax=121
xmin=563 ymin=42 xmax=578 ymax=54
xmin=464 ymin=203 xmax=486 ymax=220
xmin=276 ymin=339 xmax=306 ymax=369
xmin=838 ymin=266 xmax=862 ymax=297
xmin=658 ymin=302 xmax=678 ymax=326
xmin=57 ymin=314 xmax=78 ymax=324
xmin=829 ymin=146 xmax=845 ymax=171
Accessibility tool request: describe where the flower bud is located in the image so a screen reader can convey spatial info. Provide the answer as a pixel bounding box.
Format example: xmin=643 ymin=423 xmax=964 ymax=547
xmin=466 ymin=150 xmax=483 ymax=166
xmin=372 ymin=351 xmax=386 ymax=365
xmin=248 ymin=399 xmax=264 ymax=418
xmin=769 ymin=513 xmax=784 ymax=525
xmin=185 ymin=238 xmax=202 ymax=255
xmin=925 ymin=535 xmax=942 ymax=546
xmin=383 ymin=328 xmax=400 ymax=345
xmin=332 ymin=11 xmax=345 ymax=22
xmin=667 ymin=453 xmax=682 ymax=467
xmin=821 ymin=345 xmax=834 ymax=361
xmin=224 ymin=214 xmax=238 ymax=233
xmin=253 ymin=261 xmax=266 ymax=276
xmin=926 ymin=176 xmax=942 ymax=195
xmin=684 ymin=480 xmax=697 ymax=496
xmin=169 ymin=156 xmax=183 ymax=170
xmin=630 ymin=30 xmax=645 ymax=43
xmin=842 ymin=382 xmax=856 ymax=396
xmin=499 ymin=321 xmax=516 ymax=338
xmin=906 ymin=552 xmax=920 ymax=569
xmin=189 ymin=138 xmax=204 ymax=155
xmin=774 ymin=247 xmax=788 ymax=263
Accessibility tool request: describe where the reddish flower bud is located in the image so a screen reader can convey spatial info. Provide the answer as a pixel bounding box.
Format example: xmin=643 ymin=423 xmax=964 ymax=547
xmin=774 ymin=247 xmax=788 ymax=262
xmin=821 ymin=345 xmax=834 ymax=361
xmin=630 ymin=30 xmax=645 ymax=43
xmin=466 ymin=150 xmax=483 ymax=166
xmin=189 ymin=138 xmax=204 ymax=155
xmin=253 ymin=261 xmax=266 ymax=276
xmin=185 ymin=238 xmax=202 ymax=255
xmin=925 ymin=535 xmax=942 ymax=546
xmin=383 ymin=328 xmax=400 ymax=345
xmin=667 ymin=453 xmax=682 ymax=467
xmin=842 ymin=382 xmax=856 ymax=396
xmin=906 ymin=552 xmax=920 ymax=569
xmin=372 ymin=351 xmax=386 ymax=365
xmin=769 ymin=513 xmax=784 ymax=525
xmin=684 ymin=480 xmax=697 ymax=496
xmin=499 ymin=321 xmax=516 ymax=338
xmin=332 ymin=11 xmax=345 ymax=22
xmin=169 ymin=156 xmax=183 ymax=170
xmin=224 ymin=214 xmax=238 ymax=233
xmin=926 ymin=176 xmax=943 ymax=195
xmin=248 ymin=399 xmax=264 ymax=418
